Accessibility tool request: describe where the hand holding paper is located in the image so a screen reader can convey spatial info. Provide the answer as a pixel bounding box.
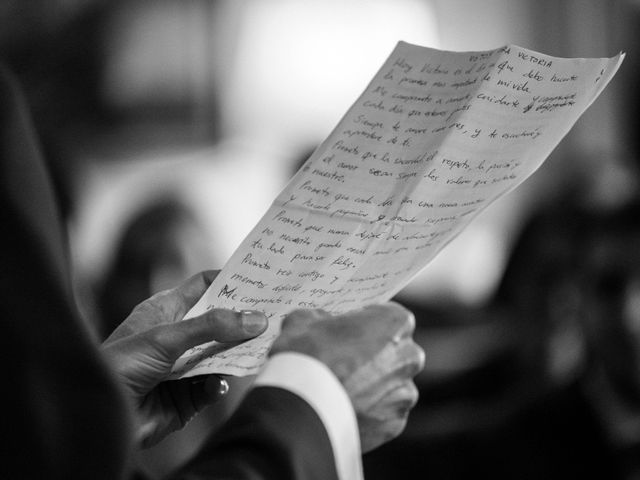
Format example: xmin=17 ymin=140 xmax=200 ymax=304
xmin=170 ymin=41 xmax=624 ymax=378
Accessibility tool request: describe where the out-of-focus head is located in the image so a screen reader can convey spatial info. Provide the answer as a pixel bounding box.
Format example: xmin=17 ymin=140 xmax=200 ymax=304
xmin=96 ymin=195 xmax=215 ymax=339
xmin=579 ymin=201 xmax=640 ymax=402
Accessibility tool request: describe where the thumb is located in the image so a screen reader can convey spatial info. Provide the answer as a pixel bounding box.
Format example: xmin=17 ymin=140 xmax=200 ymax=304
xmin=147 ymin=309 xmax=268 ymax=364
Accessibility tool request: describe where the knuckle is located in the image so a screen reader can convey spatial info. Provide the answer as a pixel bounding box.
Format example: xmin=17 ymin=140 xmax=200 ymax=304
xmin=130 ymin=299 xmax=153 ymax=317
xmin=147 ymin=325 xmax=169 ymax=344
xmin=281 ymin=310 xmax=309 ymax=329
xmin=394 ymin=341 xmax=425 ymax=377
xmin=380 ymin=383 xmax=419 ymax=425
xmin=309 ymin=308 xmax=329 ymax=317
xmin=146 ymin=326 xmax=182 ymax=359
xmin=153 ymin=325 xmax=181 ymax=347
xmin=359 ymin=303 xmax=389 ymax=321
xmin=285 ymin=308 xmax=308 ymax=318
xmin=282 ymin=308 xmax=327 ymax=330
xmin=364 ymin=303 xmax=410 ymax=328
xmin=390 ymin=381 xmax=419 ymax=409
xmin=384 ymin=302 xmax=416 ymax=334
xmin=410 ymin=343 xmax=426 ymax=375
xmin=377 ymin=381 xmax=419 ymax=413
xmin=151 ymin=288 xmax=174 ymax=303
xmin=403 ymin=381 xmax=420 ymax=409
xmin=139 ymin=289 xmax=176 ymax=317
xmin=405 ymin=309 xmax=416 ymax=332
xmin=286 ymin=308 xmax=316 ymax=319
xmin=385 ymin=417 xmax=409 ymax=442
xmin=395 ymin=306 xmax=415 ymax=334
xmin=387 ymin=300 xmax=412 ymax=317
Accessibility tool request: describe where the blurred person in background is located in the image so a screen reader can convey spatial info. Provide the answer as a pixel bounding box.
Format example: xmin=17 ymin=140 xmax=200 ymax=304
xmin=364 ymin=200 xmax=589 ymax=479
xmin=366 ymin=197 xmax=640 ymax=480
xmin=575 ymin=200 xmax=640 ymax=479
xmin=95 ymin=195 xmax=215 ymax=340
xmin=93 ymin=194 xmax=226 ymax=475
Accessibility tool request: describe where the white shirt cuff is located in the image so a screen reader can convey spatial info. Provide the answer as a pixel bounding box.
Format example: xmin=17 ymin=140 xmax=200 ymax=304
xmin=254 ymin=352 xmax=363 ymax=480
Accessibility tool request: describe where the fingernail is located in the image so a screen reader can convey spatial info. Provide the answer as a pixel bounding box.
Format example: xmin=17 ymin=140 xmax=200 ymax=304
xmin=241 ymin=310 xmax=267 ymax=335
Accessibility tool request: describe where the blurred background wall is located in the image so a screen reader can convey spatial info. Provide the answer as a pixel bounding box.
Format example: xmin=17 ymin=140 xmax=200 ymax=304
xmin=1 ymin=0 xmax=633 ymax=305
xmin=3 ymin=0 xmax=631 ymax=308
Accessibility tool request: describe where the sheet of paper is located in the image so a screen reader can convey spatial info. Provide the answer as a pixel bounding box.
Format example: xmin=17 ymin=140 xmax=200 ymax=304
xmin=170 ymin=41 xmax=624 ymax=378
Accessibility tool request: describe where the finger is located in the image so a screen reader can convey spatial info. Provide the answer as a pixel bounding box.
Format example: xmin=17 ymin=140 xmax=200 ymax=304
xmin=364 ymin=380 xmax=418 ymax=438
xmin=105 ymin=270 xmax=222 ymax=343
xmin=156 ymin=376 xmax=228 ymax=435
xmin=385 ymin=302 xmax=416 ymax=339
xmin=344 ymin=340 xmax=424 ymax=402
xmin=377 ymin=380 xmax=419 ymax=415
xmin=174 ymin=376 xmax=229 ymax=424
xmin=147 ymin=309 xmax=268 ymax=363
xmin=281 ymin=309 xmax=328 ymax=335
xmin=166 ymin=379 xmax=201 ymax=429
xmin=380 ymin=339 xmax=425 ymax=380
xmin=396 ymin=340 xmax=426 ymax=378
xmin=359 ymin=411 xmax=411 ymax=453
xmin=334 ymin=303 xmax=414 ymax=348
xmin=171 ymin=270 xmax=221 ymax=319
xmin=149 ymin=375 xmax=229 ymax=445
xmin=361 ymin=302 xmax=416 ymax=340
xmin=191 ymin=375 xmax=230 ymax=411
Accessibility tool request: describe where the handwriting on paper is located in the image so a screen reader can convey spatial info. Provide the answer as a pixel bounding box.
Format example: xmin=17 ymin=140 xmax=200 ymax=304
xmin=170 ymin=42 xmax=624 ymax=378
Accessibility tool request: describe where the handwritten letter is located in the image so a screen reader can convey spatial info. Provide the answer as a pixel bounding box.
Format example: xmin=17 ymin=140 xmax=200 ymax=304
xmin=171 ymin=42 xmax=624 ymax=378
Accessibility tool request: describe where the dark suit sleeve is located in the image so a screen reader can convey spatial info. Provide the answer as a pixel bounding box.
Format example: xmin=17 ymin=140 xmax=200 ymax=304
xmin=1 ymin=64 xmax=341 ymax=480
xmin=0 ymin=64 xmax=135 ymax=480
xmin=174 ymin=386 xmax=340 ymax=480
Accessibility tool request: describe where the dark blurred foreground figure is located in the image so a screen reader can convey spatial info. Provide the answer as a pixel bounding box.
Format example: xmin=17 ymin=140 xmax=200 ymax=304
xmin=0 ymin=63 xmax=425 ymax=479
xmin=365 ymin=200 xmax=640 ymax=479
